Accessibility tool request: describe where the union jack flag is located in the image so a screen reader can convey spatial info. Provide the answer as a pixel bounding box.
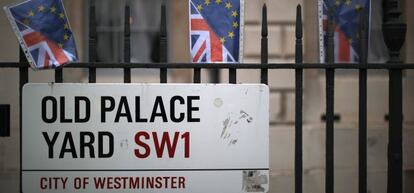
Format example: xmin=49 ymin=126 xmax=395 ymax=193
xmin=189 ymin=0 xmax=243 ymax=63
xmin=4 ymin=0 xmax=78 ymax=70
xmin=319 ymin=0 xmax=370 ymax=63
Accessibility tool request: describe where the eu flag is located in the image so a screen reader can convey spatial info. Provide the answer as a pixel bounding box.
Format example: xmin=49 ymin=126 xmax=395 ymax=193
xmin=319 ymin=0 xmax=370 ymax=63
xmin=189 ymin=0 xmax=244 ymax=63
xmin=4 ymin=0 xmax=78 ymax=69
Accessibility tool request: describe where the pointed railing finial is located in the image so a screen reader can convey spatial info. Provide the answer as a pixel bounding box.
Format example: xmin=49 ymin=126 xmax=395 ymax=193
xmin=89 ymin=0 xmax=97 ymax=63
xmin=296 ymin=4 xmax=302 ymax=41
xmin=124 ymin=5 xmax=131 ymax=63
xmin=159 ymin=3 xmax=168 ymax=83
xmin=88 ymin=0 xmax=97 ymax=83
xmin=160 ymin=3 xmax=168 ymax=63
xmin=295 ymin=4 xmax=303 ymax=64
xmin=123 ymin=4 xmax=131 ymax=83
xmin=261 ymin=4 xmax=268 ymax=37
xmin=382 ymin=0 xmax=406 ymax=63
xmin=260 ymin=3 xmax=268 ymax=84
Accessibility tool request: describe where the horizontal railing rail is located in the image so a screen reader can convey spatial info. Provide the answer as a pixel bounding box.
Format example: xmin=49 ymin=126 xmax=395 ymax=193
xmin=1 ymin=62 xmax=414 ymax=69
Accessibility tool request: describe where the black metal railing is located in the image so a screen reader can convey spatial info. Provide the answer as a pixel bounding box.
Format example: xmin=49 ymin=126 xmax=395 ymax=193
xmin=0 ymin=0 xmax=411 ymax=193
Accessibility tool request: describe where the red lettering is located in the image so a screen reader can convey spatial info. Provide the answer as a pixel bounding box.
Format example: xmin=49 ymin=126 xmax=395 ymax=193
xmin=146 ymin=177 xmax=154 ymax=188
xmin=171 ymin=177 xmax=177 ymax=189
xmin=153 ymin=132 xmax=180 ymax=158
xmin=182 ymin=132 xmax=190 ymax=158
xmin=179 ymin=177 xmax=186 ymax=189
xmin=107 ymin=177 xmax=113 ymax=189
xmin=134 ymin=131 xmax=190 ymax=158
xmin=94 ymin=177 xmax=106 ymax=189
xmin=130 ymin=177 xmax=139 ymax=189
xmin=155 ymin=177 xmax=163 ymax=188
xmin=40 ymin=178 xmax=47 ymax=189
xmin=134 ymin=132 xmax=151 ymax=158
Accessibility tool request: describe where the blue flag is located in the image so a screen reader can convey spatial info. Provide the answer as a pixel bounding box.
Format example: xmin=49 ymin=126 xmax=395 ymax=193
xmin=4 ymin=0 xmax=78 ymax=69
xmin=189 ymin=0 xmax=244 ymax=63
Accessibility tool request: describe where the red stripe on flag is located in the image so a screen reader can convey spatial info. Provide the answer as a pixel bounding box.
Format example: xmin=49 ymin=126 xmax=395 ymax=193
xmin=24 ymin=32 xmax=47 ymax=46
xmin=191 ymin=19 xmax=223 ymax=62
xmin=191 ymin=19 xmax=210 ymax=31
xmin=211 ymin=34 xmax=222 ymax=62
xmin=193 ymin=42 xmax=206 ymax=62
xmin=337 ymin=28 xmax=350 ymax=62
xmin=191 ymin=18 xmax=224 ymax=62
xmin=47 ymin=39 xmax=69 ymax=65
xmin=23 ymin=32 xmax=70 ymax=66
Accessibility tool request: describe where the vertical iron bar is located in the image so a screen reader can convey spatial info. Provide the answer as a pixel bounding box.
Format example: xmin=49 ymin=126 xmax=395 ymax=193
xmin=19 ymin=48 xmax=28 ymax=193
xmin=388 ymin=69 xmax=403 ymax=193
xmin=0 ymin=105 xmax=10 ymax=137
xmin=326 ymin=65 xmax=335 ymax=193
xmin=295 ymin=4 xmax=303 ymax=193
xmin=229 ymin=67 xmax=236 ymax=84
xmin=124 ymin=5 xmax=131 ymax=83
xmin=160 ymin=3 xmax=168 ymax=83
xmin=193 ymin=68 xmax=201 ymax=83
xmin=326 ymin=7 xmax=335 ymax=193
xmin=211 ymin=70 xmax=220 ymax=83
xmin=358 ymin=10 xmax=368 ymax=193
xmin=261 ymin=4 xmax=268 ymax=85
xmin=89 ymin=0 xmax=97 ymax=83
xmin=382 ymin=0 xmax=406 ymax=193
xmin=55 ymin=69 xmax=63 ymax=83
xmin=193 ymin=1 xmax=201 ymax=86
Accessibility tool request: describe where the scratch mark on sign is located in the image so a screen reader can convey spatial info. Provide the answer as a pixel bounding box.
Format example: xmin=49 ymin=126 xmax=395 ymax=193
xmin=220 ymin=111 xmax=254 ymax=146
xmin=221 ymin=117 xmax=232 ymax=138
xmin=240 ymin=110 xmax=253 ymax=123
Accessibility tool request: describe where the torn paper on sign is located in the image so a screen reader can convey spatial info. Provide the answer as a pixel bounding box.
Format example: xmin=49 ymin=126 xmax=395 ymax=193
xmin=242 ymin=170 xmax=268 ymax=192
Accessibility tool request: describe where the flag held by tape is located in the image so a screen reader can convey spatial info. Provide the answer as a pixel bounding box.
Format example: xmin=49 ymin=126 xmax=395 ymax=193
xmin=189 ymin=0 xmax=244 ymax=63
xmin=4 ymin=0 xmax=78 ymax=70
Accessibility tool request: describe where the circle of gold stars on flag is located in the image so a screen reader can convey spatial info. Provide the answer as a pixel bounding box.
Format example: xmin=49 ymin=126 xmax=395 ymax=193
xmin=21 ymin=3 xmax=73 ymax=49
xmin=196 ymin=0 xmax=239 ymax=44
xmin=331 ymin=0 xmax=366 ymax=45
xmin=334 ymin=0 xmax=364 ymax=11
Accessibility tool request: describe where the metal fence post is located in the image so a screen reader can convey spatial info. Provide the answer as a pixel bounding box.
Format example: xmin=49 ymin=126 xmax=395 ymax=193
xmin=0 ymin=105 xmax=10 ymax=137
xmin=55 ymin=68 xmax=63 ymax=83
xmin=382 ymin=0 xmax=406 ymax=193
xmin=325 ymin=7 xmax=335 ymax=193
xmin=19 ymin=48 xmax=28 ymax=193
xmin=295 ymin=4 xmax=303 ymax=193
xmin=89 ymin=0 xmax=97 ymax=83
xmin=229 ymin=67 xmax=237 ymax=84
xmin=124 ymin=5 xmax=131 ymax=83
xmin=193 ymin=67 xmax=201 ymax=83
xmin=358 ymin=9 xmax=368 ymax=193
xmin=160 ymin=3 xmax=168 ymax=84
xmin=261 ymin=4 xmax=268 ymax=85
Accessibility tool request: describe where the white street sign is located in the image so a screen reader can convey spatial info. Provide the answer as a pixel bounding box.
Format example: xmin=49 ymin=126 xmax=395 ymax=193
xmin=22 ymin=84 xmax=269 ymax=193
